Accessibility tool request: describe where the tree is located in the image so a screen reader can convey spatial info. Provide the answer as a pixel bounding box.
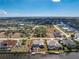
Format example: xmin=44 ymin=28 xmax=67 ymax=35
xmin=21 ymin=39 xmax=27 ymax=45
xmin=71 ymin=34 xmax=75 ymax=40
xmin=4 ymin=30 xmax=12 ymax=38
xmin=18 ymin=25 xmax=33 ymax=38
xmin=34 ymin=26 xmax=47 ymax=37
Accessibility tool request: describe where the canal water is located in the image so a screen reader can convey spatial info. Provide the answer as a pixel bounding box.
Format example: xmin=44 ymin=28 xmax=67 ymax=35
xmin=0 ymin=52 xmax=79 ymax=59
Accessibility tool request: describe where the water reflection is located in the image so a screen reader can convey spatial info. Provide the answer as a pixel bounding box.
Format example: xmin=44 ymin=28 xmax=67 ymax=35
xmin=0 ymin=53 xmax=79 ymax=59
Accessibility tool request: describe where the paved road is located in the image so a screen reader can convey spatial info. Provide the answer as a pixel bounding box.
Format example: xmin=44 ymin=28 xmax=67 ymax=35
xmin=0 ymin=38 xmax=62 ymax=40
xmin=53 ymin=25 xmax=70 ymax=37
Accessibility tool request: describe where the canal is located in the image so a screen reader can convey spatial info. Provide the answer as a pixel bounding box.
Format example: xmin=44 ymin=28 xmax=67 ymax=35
xmin=0 ymin=52 xmax=79 ymax=59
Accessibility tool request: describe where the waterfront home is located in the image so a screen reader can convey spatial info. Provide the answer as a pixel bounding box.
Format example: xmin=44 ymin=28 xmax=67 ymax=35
xmin=0 ymin=40 xmax=17 ymax=51
xmin=31 ymin=39 xmax=39 ymax=53
xmin=59 ymin=39 xmax=76 ymax=49
xmin=39 ymin=39 xmax=45 ymax=49
xmin=47 ymin=40 xmax=63 ymax=50
xmin=31 ymin=39 xmax=46 ymax=53
xmin=47 ymin=39 xmax=64 ymax=54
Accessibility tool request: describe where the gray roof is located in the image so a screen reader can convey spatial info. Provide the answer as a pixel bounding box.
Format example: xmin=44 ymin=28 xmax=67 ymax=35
xmin=47 ymin=40 xmax=62 ymax=47
xmin=61 ymin=39 xmax=76 ymax=46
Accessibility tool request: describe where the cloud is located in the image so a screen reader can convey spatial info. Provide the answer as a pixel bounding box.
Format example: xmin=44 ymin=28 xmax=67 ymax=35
xmin=52 ymin=0 xmax=61 ymax=2
xmin=0 ymin=10 xmax=8 ymax=16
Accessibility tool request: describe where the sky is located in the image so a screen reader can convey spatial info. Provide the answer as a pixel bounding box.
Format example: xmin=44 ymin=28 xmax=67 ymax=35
xmin=0 ymin=0 xmax=79 ymax=17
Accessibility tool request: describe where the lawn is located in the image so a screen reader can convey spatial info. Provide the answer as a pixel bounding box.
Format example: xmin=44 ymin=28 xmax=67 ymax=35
xmin=47 ymin=50 xmax=64 ymax=54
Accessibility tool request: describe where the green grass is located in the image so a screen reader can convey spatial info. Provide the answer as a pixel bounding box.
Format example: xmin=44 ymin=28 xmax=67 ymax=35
xmin=47 ymin=50 xmax=64 ymax=54
xmin=11 ymin=46 xmax=27 ymax=53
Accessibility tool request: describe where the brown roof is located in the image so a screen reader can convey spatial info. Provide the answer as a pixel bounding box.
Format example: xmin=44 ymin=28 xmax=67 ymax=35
xmin=1 ymin=40 xmax=17 ymax=46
